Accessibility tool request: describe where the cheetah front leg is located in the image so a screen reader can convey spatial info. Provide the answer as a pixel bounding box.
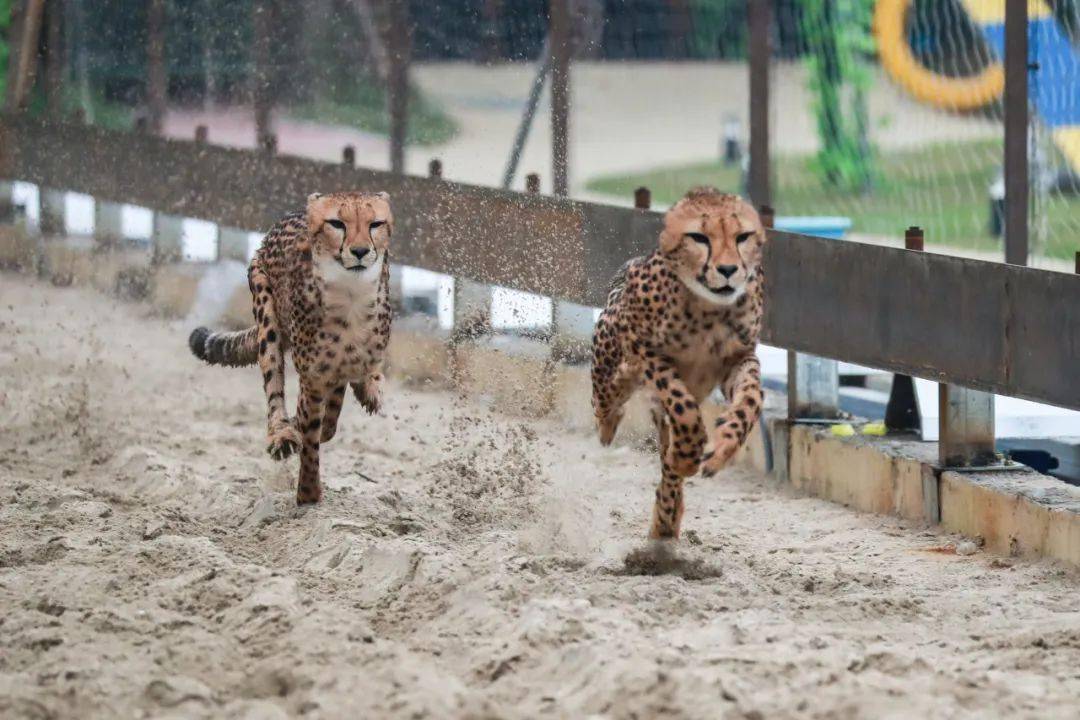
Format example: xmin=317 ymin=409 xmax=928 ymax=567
xmin=649 ymin=463 xmax=687 ymax=539
xmin=645 ymin=355 xmax=708 ymax=477
xmin=647 ymin=403 xmax=684 ymax=539
xmin=642 ymin=356 xmax=707 ymax=539
xmin=295 ymin=379 xmax=326 ymax=504
xmin=701 ymin=354 xmax=763 ymax=477
xmin=251 ymin=265 xmax=301 ymax=460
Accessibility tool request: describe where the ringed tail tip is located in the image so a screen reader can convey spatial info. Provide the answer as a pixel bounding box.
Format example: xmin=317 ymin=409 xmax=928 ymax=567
xmin=189 ymin=326 xmax=210 ymax=361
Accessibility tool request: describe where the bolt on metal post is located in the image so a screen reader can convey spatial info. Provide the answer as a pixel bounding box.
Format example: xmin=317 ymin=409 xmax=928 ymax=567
xmin=781 ymin=205 xmax=840 ymax=422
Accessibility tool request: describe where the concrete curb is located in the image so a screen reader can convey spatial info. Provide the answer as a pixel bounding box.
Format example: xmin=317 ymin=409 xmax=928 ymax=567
xmin=774 ymin=421 xmax=1080 ymax=565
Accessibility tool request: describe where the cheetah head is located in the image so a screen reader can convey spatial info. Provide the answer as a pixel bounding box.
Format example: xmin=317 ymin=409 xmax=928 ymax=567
xmin=306 ymin=191 xmax=393 ymax=277
xmin=659 ymin=188 xmax=763 ymax=307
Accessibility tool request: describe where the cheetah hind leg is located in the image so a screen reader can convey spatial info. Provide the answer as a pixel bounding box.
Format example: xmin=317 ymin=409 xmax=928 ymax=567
xmin=320 ymin=385 xmax=347 ymax=443
xmin=352 ymin=370 xmax=383 ymax=415
xmin=597 ymin=407 xmax=624 ymax=446
xmin=594 ymin=361 xmax=639 ymax=446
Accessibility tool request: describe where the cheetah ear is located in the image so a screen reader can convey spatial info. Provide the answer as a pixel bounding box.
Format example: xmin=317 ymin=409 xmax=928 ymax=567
xmin=307 ymin=192 xmax=323 ymax=204
xmin=373 ymin=191 xmax=390 ymax=201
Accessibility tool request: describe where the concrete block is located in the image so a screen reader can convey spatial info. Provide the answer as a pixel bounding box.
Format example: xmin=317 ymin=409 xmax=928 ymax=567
xmin=787 ymin=425 xmax=927 ymax=521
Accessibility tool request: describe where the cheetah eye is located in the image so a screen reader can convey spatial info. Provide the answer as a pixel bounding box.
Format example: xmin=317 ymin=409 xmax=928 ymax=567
xmin=685 ymin=233 xmax=709 ymax=244
xmin=369 ymin=220 xmax=386 ymax=231
xmin=325 ymin=219 xmax=346 ymax=232
xmin=736 ymin=231 xmax=753 ymax=244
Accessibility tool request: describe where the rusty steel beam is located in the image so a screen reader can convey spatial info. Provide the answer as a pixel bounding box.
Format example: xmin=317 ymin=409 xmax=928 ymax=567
xmin=762 ymin=230 xmax=1080 ymax=411
xmin=0 ymin=116 xmax=659 ymax=306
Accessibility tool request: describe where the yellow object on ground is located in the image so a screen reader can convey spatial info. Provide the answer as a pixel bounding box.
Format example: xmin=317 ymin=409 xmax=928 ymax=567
xmin=831 ymin=423 xmax=856 ymax=437
xmin=861 ymin=421 xmax=888 ymax=436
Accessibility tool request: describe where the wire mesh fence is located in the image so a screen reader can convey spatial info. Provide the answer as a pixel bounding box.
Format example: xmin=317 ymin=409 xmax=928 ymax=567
xmin=6 ymin=0 xmax=1079 ymax=323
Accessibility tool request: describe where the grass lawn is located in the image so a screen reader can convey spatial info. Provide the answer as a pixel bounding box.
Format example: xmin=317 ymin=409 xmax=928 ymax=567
xmin=24 ymin=88 xmax=134 ymax=132
xmin=586 ymin=140 xmax=1080 ymax=261
xmin=286 ymin=79 xmax=459 ymax=147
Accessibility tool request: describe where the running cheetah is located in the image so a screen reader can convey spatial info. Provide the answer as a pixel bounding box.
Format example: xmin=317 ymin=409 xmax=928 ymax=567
xmin=592 ymin=188 xmax=765 ymax=539
xmin=189 ymin=191 xmax=393 ymax=504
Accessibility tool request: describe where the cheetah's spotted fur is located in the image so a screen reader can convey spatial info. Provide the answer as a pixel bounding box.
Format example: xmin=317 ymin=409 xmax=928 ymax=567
xmin=190 ymin=191 xmax=393 ymax=504
xmin=592 ymin=188 xmax=765 ymax=539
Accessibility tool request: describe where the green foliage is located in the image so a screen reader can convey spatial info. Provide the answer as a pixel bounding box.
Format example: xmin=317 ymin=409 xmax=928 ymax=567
xmin=286 ymin=79 xmax=459 ymax=148
xmin=801 ymin=0 xmax=877 ymax=192
xmin=687 ymin=0 xmax=746 ymax=59
xmin=25 ymin=86 xmax=133 ymax=131
xmin=0 ymin=0 xmax=11 ymax=99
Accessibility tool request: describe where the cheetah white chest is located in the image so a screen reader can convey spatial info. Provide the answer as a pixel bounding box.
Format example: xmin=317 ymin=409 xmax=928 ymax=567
xmin=317 ymin=255 xmax=384 ymax=378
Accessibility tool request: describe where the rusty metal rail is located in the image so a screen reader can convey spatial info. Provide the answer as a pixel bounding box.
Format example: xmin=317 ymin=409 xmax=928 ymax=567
xmin=763 ymin=232 xmax=1080 ymax=412
xmin=2 ymin=115 xmax=1078 ymax=413
xmin=0 ymin=115 xmax=661 ymax=307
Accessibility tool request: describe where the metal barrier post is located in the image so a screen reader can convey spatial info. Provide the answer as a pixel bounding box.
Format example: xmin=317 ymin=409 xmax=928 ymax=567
xmin=218 ymin=227 xmax=250 ymax=263
xmin=151 ymin=213 xmax=184 ymax=265
xmin=0 ymin=180 xmax=16 ymax=224
xmin=787 ymin=353 xmax=840 ymax=421
xmin=777 ymin=205 xmax=839 ymax=421
xmin=39 ymin=188 xmax=65 ymax=236
xmin=936 ymin=227 xmax=997 ymax=467
xmin=93 ymin=200 xmax=125 ymax=247
xmin=939 ymin=386 xmax=996 ymax=467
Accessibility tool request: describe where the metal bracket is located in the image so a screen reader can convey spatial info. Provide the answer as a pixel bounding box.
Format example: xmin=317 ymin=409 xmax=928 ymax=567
xmin=938 ymin=384 xmax=1003 ymax=469
xmin=787 ymin=350 xmax=841 ymax=422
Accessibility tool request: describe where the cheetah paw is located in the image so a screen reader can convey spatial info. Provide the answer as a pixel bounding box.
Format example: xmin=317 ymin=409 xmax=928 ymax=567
xmin=266 ymin=421 xmax=302 ymax=461
xmin=354 ymin=375 xmax=383 ymax=415
xmin=700 ymin=440 xmax=739 ymax=477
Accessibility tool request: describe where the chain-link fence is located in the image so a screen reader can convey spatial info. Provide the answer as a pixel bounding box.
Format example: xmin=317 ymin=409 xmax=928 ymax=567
xmin=6 ymin=0 xmax=1078 ymax=328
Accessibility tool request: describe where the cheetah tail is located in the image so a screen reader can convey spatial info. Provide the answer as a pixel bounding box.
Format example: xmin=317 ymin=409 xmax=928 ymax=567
xmin=188 ymin=325 xmax=259 ymax=367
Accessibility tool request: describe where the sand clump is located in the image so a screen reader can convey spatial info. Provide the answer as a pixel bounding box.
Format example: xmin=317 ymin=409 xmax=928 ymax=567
xmin=2 ymin=274 xmax=1080 ymax=719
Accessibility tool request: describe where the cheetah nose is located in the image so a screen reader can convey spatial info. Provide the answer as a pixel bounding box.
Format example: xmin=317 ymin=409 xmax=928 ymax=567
xmin=716 ymin=264 xmax=738 ymax=279
xmin=350 ymin=247 xmax=371 ymax=262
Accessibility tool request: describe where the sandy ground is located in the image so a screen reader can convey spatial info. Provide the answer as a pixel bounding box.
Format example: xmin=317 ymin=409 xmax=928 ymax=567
xmin=3 ymin=274 xmax=1080 ymax=720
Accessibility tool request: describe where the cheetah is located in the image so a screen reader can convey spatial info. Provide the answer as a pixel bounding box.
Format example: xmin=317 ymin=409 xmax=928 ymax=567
xmin=189 ymin=191 xmax=393 ymax=504
xmin=591 ymin=188 xmax=765 ymax=539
